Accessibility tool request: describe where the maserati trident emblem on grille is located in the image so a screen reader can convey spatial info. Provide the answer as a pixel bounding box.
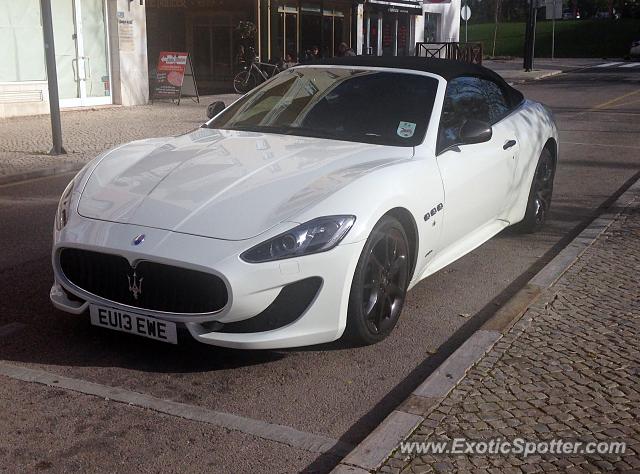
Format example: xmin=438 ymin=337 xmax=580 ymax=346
xmin=127 ymin=271 xmax=144 ymax=300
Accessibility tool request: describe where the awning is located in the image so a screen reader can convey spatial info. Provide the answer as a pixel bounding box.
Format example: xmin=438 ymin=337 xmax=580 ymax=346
xmin=365 ymin=0 xmax=423 ymax=15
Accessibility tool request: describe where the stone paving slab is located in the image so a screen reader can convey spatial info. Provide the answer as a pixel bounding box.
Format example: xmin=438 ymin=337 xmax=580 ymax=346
xmin=0 ymin=94 xmax=239 ymax=178
xmin=377 ymin=196 xmax=640 ymax=473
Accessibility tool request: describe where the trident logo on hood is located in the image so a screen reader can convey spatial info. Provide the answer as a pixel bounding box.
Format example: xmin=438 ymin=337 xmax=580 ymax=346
xmin=127 ymin=272 xmax=144 ymax=300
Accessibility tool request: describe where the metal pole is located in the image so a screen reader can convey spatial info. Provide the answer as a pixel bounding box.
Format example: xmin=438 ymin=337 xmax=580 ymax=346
xmin=40 ymin=0 xmax=66 ymax=155
xmin=531 ymin=5 xmax=537 ymax=68
xmin=523 ymin=0 xmax=535 ymax=71
xmin=551 ymin=0 xmax=556 ymax=59
xmin=464 ymin=0 xmax=468 ymax=43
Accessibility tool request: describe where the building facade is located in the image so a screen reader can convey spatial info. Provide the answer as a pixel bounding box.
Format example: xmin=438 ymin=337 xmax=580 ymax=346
xmin=144 ymin=0 xmax=446 ymax=93
xmin=0 ymin=0 xmax=148 ymax=118
xmin=0 ymin=0 xmax=460 ymax=118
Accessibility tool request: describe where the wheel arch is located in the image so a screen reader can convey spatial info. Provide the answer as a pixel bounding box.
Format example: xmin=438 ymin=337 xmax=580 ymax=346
xmin=544 ymin=137 xmax=558 ymax=166
xmin=384 ymin=207 xmax=419 ymax=281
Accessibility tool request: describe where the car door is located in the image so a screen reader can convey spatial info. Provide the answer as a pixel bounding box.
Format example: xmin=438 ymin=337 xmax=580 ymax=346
xmin=435 ymin=76 xmax=518 ymax=248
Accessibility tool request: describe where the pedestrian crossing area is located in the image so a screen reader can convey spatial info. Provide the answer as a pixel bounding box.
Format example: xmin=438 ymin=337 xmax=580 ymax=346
xmin=591 ymin=61 xmax=640 ymax=69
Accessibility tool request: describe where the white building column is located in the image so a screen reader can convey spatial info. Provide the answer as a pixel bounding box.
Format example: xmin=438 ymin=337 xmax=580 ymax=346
xmin=412 ymin=13 xmax=425 ymax=55
xmin=355 ymin=4 xmax=364 ymax=55
xmin=107 ymin=0 xmax=149 ymax=106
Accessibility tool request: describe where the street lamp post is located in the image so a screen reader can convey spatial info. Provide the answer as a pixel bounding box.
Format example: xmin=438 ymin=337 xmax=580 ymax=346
xmin=551 ymin=0 xmax=556 ymax=59
xmin=40 ymin=0 xmax=66 ymax=155
xmin=464 ymin=0 xmax=468 ymax=42
xmin=523 ymin=0 xmax=536 ymax=71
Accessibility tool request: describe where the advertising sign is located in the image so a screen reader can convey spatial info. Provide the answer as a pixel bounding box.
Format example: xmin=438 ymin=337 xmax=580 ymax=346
xmin=151 ymin=51 xmax=199 ymax=104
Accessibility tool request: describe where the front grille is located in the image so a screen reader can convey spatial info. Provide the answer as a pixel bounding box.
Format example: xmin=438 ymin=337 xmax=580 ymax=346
xmin=59 ymin=248 xmax=228 ymax=314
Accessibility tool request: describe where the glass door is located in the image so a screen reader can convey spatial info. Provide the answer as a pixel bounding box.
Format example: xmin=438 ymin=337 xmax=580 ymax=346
xmin=52 ymin=0 xmax=111 ymax=107
xmin=381 ymin=14 xmax=394 ymax=56
xmin=79 ymin=0 xmax=111 ymax=104
xmin=52 ymin=0 xmax=80 ymax=103
xmin=363 ymin=12 xmax=381 ymax=56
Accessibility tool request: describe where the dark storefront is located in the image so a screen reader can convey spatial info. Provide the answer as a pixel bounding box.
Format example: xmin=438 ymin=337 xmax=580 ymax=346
xmin=146 ymin=0 xmax=257 ymax=92
xmin=258 ymin=0 xmax=357 ymax=61
xmin=362 ymin=0 xmax=422 ymax=56
xmin=147 ymin=0 xmax=358 ymax=93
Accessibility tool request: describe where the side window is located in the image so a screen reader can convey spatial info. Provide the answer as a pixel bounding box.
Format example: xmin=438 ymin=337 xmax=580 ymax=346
xmin=438 ymin=76 xmax=510 ymax=152
xmin=480 ymin=79 xmax=510 ymax=122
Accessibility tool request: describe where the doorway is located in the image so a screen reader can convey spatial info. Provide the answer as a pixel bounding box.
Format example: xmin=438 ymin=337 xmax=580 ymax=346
xmin=424 ymin=13 xmax=441 ymax=42
xmin=52 ymin=0 xmax=111 ymax=107
xmin=364 ymin=9 xmax=411 ymax=56
xmin=193 ymin=14 xmax=234 ymax=84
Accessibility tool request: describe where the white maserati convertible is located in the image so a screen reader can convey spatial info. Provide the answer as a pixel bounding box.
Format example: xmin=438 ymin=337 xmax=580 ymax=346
xmin=51 ymin=57 xmax=558 ymax=349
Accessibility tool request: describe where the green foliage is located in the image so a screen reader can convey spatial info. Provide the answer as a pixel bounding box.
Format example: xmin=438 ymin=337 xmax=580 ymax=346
xmin=466 ymin=19 xmax=640 ymax=57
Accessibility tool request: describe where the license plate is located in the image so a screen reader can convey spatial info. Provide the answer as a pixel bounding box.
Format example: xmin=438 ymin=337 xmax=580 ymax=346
xmin=89 ymin=304 xmax=177 ymax=344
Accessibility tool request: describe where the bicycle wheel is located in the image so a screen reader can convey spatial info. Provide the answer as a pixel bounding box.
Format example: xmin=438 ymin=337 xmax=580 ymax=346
xmin=233 ymin=70 xmax=257 ymax=94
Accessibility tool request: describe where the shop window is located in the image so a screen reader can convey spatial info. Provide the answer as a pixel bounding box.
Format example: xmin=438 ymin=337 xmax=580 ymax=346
xmin=300 ymin=4 xmax=322 ymax=60
xmin=270 ymin=2 xmax=351 ymax=61
xmin=321 ymin=9 xmax=347 ymax=57
xmin=270 ymin=3 xmax=297 ymax=62
xmin=0 ymin=0 xmax=46 ymax=82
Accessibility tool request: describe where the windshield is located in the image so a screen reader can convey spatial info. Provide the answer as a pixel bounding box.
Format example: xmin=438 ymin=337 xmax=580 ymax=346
xmin=207 ymin=67 xmax=439 ymax=147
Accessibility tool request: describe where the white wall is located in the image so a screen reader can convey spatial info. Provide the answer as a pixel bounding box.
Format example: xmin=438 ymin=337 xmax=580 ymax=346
xmin=108 ymin=0 xmax=149 ymax=106
xmin=0 ymin=82 xmax=49 ymax=118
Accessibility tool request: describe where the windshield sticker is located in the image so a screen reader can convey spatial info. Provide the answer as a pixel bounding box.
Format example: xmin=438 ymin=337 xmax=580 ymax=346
xmin=397 ymin=121 xmax=416 ymax=138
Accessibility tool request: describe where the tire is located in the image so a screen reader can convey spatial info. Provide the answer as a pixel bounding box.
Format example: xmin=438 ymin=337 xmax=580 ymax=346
xmin=344 ymin=216 xmax=410 ymax=345
xmin=516 ymin=147 xmax=556 ymax=233
xmin=233 ymin=70 xmax=256 ymax=94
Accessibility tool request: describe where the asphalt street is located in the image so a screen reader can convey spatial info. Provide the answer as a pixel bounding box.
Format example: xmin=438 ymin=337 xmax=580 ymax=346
xmin=0 ymin=64 xmax=638 ymax=473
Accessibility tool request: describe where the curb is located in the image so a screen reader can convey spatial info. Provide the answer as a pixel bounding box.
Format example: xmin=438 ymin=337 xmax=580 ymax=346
xmin=504 ymin=69 xmax=563 ymax=86
xmin=332 ymin=177 xmax=640 ymax=473
xmin=0 ymin=162 xmax=82 ymax=186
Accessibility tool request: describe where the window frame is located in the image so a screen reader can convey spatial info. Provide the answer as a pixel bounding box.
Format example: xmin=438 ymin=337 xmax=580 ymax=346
xmin=436 ymin=75 xmax=523 ymax=155
xmin=208 ymin=66 xmax=440 ymax=148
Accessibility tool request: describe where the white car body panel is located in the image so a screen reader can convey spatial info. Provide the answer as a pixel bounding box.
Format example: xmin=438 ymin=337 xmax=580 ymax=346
xmin=51 ymin=64 xmax=559 ymax=349
xmin=78 ymin=130 xmax=413 ymax=240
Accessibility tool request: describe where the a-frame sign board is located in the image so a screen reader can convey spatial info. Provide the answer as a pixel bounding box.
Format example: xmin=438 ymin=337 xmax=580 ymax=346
xmin=151 ymin=51 xmax=200 ymax=105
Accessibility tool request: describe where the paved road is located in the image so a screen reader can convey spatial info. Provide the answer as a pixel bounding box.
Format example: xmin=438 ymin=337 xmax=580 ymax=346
xmin=1 ymin=67 xmax=638 ymax=473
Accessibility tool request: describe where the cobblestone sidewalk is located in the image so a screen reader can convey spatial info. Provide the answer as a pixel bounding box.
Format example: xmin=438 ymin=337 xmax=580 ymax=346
xmin=0 ymin=94 xmax=239 ymax=178
xmin=379 ymin=198 xmax=640 ymax=473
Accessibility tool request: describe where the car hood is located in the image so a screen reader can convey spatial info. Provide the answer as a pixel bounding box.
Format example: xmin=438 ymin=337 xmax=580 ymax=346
xmin=78 ymin=128 xmax=412 ymax=240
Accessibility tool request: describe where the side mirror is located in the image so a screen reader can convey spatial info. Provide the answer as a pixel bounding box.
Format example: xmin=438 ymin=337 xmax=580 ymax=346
xmin=460 ymin=119 xmax=492 ymax=145
xmin=206 ymin=101 xmax=226 ymax=119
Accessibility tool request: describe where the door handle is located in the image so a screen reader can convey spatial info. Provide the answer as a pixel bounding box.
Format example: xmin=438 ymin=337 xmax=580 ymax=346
xmin=71 ymin=58 xmax=78 ymax=82
xmin=84 ymin=56 xmax=91 ymax=79
xmin=503 ymin=139 xmax=517 ymax=150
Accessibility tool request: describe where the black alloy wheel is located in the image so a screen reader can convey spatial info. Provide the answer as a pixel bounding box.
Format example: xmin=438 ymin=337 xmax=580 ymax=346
xmin=517 ymin=147 xmax=556 ymax=233
xmin=345 ymin=216 xmax=410 ymax=345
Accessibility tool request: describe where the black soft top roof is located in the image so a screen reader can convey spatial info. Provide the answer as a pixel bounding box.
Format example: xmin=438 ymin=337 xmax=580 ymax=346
xmin=309 ymin=56 xmax=524 ymax=105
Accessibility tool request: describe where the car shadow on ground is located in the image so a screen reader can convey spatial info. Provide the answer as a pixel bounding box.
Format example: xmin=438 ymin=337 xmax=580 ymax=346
xmin=0 ymin=257 xmax=287 ymax=374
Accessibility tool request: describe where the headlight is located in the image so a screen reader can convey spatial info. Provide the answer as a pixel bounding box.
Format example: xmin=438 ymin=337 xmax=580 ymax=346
xmin=55 ymin=179 xmax=75 ymax=231
xmin=241 ymin=215 xmax=356 ymax=263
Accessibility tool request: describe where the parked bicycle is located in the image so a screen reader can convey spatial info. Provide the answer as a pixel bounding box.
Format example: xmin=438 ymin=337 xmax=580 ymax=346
xmin=233 ymin=60 xmax=281 ymax=94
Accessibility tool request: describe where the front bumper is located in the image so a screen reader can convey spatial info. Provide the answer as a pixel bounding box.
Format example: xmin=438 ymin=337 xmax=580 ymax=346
xmin=51 ymin=216 xmax=364 ymax=349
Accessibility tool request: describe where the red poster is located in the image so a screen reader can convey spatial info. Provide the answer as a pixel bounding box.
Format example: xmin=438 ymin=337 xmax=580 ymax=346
xmin=153 ymin=51 xmax=189 ymax=99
